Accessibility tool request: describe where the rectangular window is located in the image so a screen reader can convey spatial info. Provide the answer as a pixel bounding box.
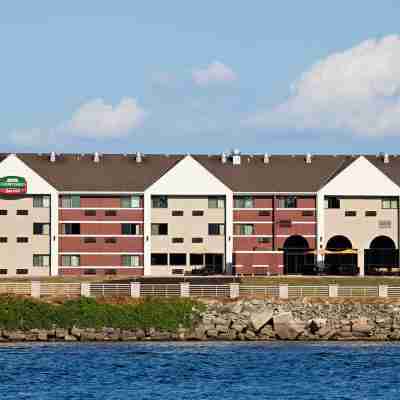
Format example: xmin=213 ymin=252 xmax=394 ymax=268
xmin=257 ymin=237 xmax=271 ymax=244
xmin=151 ymin=253 xmax=168 ymax=265
xmin=278 ymin=196 xmax=297 ymax=208
xmin=17 ymin=237 xmax=28 ymax=243
xmin=84 ymin=210 xmax=96 ymax=216
xmin=33 ymin=255 xmax=50 ymax=267
xmin=83 ymin=237 xmax=96 ymax=243
xmin=234 ymin=224 xmax=255 ymax=235
xmin=61 ymin=223 xmax=80 ymax=235
xmin=190 ymin=254 xmax=204 ymax=265
xmin=16 ymin=210 xmax=28 ymax=216
xmin=33 ymin=196 xmax=50 ymax=208
xmin=325 ymin=197 xmax=341 ymax=209
xmin=151 ymin=223 xmax=168 ymax=235
xmin=279 ymin=220 xmax=292 ymax=228
xmin=379 ymin=220 xmax=392 ymax=229
xmin=302 ymin=210 xmax=314 ymax=217
xmin=121 ymin=255 xmax=140 ymax=267
xmin=105 ymin=210 xmax=117 ymax=217
xmin=172 ymin=237 xmax=184 ymax=243
xmin=234 ymin=196 xmax=254 ymax=208
xmin=172 ymin=210 xmax=184 ymax=216
xmin=121 ymin=195 xmax=141 ymax=208
xmin=0 ymin=237 xmax=7 ymax=243
xmin=365 ymin=211 xmax=377 ymax=217
xmin=121 ymin=223 xmax=140 ymax=235
xmin=84 ymin=269 xmax=96 ymax=275
xmin=61 ymin=255 xmax=80 ymax=266
xmin=16 ymin=269 xmax=28 ymax=275
xmin=61 ymin=195 xmax=80 ymax=208
xmin=105 ymin=237 xmax=117 ymax=244
xmin=152 ymin=196 xmax=168 ymax=208
xmin=192 ymin=237 xmax=203 ymax=243
xmin=345 ymin=211 xmax=357 ymax=217
xmin=208 ymin=223 xmax=225 ymax=235
xmin=382 ymin=199 xmax=398 ymax=209
xmin=192 ymin=210 xmax=204 ymax=216
xmin=258 ymin=210 xmax=271 ymax=217
xmin=208 ymin=197 xmax=225 ymax=209
xmin=170 ymin=253 xmax=186 ymax=266
xmin=0 ymin=269 xmax=7 ymax=275
xmin=0 ymin=210 xmax=7 ymax=215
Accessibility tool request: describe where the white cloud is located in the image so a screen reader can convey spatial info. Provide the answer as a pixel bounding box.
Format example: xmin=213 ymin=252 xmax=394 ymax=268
xmin=246 ymin=35 xmax=400 ymax=136
xmin=192 ymin=61 xmax=237 ymax=86
xmin=63 ymin=97 xmax=146 ymax=138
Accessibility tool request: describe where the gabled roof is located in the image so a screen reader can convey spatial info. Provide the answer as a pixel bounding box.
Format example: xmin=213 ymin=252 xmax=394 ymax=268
xmin=12 ymin=153 xmax=184 ymax=192
xmin=366 ymin=155 xmax=400 ymax=187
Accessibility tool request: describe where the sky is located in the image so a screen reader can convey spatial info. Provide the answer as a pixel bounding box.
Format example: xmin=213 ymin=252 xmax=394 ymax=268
xmin=2 ymin=1 xmax=400 ymax=155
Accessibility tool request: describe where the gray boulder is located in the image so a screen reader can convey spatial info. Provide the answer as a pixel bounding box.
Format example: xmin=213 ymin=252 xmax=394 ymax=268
xmin=250 ymin=309 xmax=273 ymax=332
xmin=273 ymin=312 xmax=305 ymax=340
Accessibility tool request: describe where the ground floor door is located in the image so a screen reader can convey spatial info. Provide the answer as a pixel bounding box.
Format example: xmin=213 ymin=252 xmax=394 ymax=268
xmin=284 ymin=251 xmax=316 ymax=275
xmin=205 ymin=254 xmax=224 ymax=274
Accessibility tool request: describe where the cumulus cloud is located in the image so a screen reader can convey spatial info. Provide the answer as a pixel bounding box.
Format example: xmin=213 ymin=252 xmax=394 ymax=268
xmin=246 ymin=35 xmax=400 ymax=136
xmin=192 ymin=61 xmax=237 ymax=86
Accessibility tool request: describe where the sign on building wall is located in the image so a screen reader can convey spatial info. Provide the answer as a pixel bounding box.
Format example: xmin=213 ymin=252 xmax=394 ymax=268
xmin=0 ymin=176 xmax=27 ymax=195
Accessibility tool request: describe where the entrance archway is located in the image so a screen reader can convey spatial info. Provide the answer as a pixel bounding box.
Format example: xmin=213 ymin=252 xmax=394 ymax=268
xmin=325 ymin=235 xmax=358 ymax=275
xmin=283 ymin=235 xmax=315 ymax=274
xmin=365 ymin=236 xmax=398 ymax=275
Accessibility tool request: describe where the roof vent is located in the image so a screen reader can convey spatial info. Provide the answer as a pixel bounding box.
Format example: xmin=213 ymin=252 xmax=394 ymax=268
xmin=232 ymin=149 xmax=241 ymax=165
xmin=136 ymin=152 xmax=142 ymax=163
xmin=221 ymin=152 xmax=227 ymax=164
xmin=263 ymin=153 xmax=269 ymax=164
xmin=50 ymin=152 xmax=56 ymax=163
xmin=306 ymin=153 xmax=312 ymax=164
xmin=383 ymin=153 xmax=389 ymax=164
xmin=93 ymin=152 xmax=100 ymax=163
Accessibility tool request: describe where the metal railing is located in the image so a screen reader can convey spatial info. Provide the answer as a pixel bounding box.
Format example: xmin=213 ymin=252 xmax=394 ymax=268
xmin=140 ymin=284 xmax=181 ymax=297
xmin=40 ymin=283 xmax=81 ymax=297
xmin=0 ymin=282 xmax=31 ymax=296
xmin=90 ymin=283 xmax=131 ymax=297
xmin=288 ymin=285 xmax=329 ymax=297
xmin=337 ymin=286 xmax=379 ymax=297
xmin=189 ymin=285 xmax=230 ymax=297
xmin=240 ymin=285 xmax=279 ymax=297
xmin=387 ymin=286 xmax=400 ymax=297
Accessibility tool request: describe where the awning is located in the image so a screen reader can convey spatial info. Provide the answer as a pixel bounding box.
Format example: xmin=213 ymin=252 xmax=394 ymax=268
xmin=307 ymin=249 xmax=358 ymax=255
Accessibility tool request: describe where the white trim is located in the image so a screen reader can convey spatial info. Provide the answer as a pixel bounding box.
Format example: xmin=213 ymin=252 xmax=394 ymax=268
xmin=276 ymin=234 xmax=316 ymax=238
xmin=59 ymin=266 xmax=144 ymax=269
xmin=59 ymin=252 xmax=144 ymax=255
xmin=59 ymin=191 xmax=144 ymax=195
xmin=276 ymin=208 xmax=316 ymax=211
xmin=59 ymin=207 xmax=144 ymax=210
xmin=234 ymin=250 xmax=283 ymax=253
xmin=233 ymin=221 xmax=272 ymax=224
xmin=233 ymin=235 xmax=272 ymax=237
xmin=233 ymin=208 xmax=272 ymax=211
xmin=59 ymin=234 xmax=143 ymax=238
xmin=59 ymin=220 xmax=143 ymax=224
xmin=253 ymin=265 xmax=270 ymax=267
xmin=292 ymin=221 xmax=316 ymax=224
xmin=234 ymin=192 xmax=316 ymax=195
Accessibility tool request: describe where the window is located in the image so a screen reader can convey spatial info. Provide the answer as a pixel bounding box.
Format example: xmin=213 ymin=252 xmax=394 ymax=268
xmin=84 ymin=210 xmax=96 ymax=216
xmin=170 ymin=253 xmax=187 ymax=266
xmin=324 ymin=197 xmax=340 ymax=209
xmin=151 ymin=223 xmax=168 ymax=235
xmin=345 ymin=211 xmax=357 ymax=217
xmin=83 ymin=237 xmax=96 ymax=243
xmin=16 ymin=269 xmax=28 ymax=275
xmin=257 ymin=237 xmax=271 ymax=244
xmin=61 ymin=223 xmax=79 ymax=235
xmin=190 ymin=254 xmax=204 ymax=265
xmin=121 ymin=223 xmax=140 ymax=235
xmin=105 ymin=210 xmax=117 ymax=217
xmin=0 ymin=210 xmax=7 ymax=215
xmin=121 ymin=195 xmax=141 ymax=208
xmin=61 ymin=195 xmax=80 ymax=208
xmin=382 ymin=199 xmax=398 ymax=209
xmin=192 ymin=210 xmax=204 ymax=216
xmin=208 ymin=197 xmax=225 ymax=209
xmin=105 ymin=237 xmax=117 ymax=244
xmin=365 ymin=211 xmax=377 ymax=217
xmin=234 ymin=224 xmax=255 ymax=235
xmin=33 ymin=196 xmax=50 ymax=208
xmin=33 ymin=255 xmax=50 ymax=267
xmin=17 ymin=210 xmax=28 ymax=216
xmin=0 ymin=237 xmax=7 ymax=243
xmin=61 ymin=255 xmax=80 ymax=266
xmin=33 ymin=223 xmax=50 ymax=235
xmin=259 ymin=210 xmax=271 ymax=217
xmin=17 ymin=237 xmax=28 ymax=243
xmin=279 ymin=220 xmax=292 ymax=228
xmin=192 ymin=237 xmax=203 ymax=243
xmin=84 ymin=269 xmax=96 ymax=275
xmin=278 ymin=196 xmax=297 ymax=208
xmin=121 ymin=255 xmax=140 ymax=267
xmin=0 ymin=269 xmax=7 ymax=275
xmin=152 ymin=196 xmax=168 ymax=208
xmin=379 ymin=220 xmax=392 ymax=229
xmin=172 ymin=238 xmax=184 ymax=243
xmin=208 ymin=223 xmax=225 ymax=235
xmin=172 ymin=210 xmax=184 ymax=216
xmin=151 ymin=253 xmax=168 ymax=265
xmin=234 ymin=196 xmax=254 ymax=208
xmin=302 ymin=210 xmax=314 ymax=217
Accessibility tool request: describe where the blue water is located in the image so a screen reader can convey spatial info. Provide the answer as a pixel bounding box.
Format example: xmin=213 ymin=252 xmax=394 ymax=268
xmin=1 ymin=342 xmax=400 ymax=399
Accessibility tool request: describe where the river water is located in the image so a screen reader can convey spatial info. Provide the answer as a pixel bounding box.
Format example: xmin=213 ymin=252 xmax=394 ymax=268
xmin=1 ymin=342 xmax=400 ymax=399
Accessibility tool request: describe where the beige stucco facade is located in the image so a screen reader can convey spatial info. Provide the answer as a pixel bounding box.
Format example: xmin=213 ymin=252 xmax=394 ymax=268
xmin=0 ymin=196 xmax=51 ymax=276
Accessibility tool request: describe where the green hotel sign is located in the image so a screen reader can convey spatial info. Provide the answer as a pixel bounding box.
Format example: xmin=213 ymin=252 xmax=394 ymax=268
xmin=0 ymin=176 xmax=27 ymax=194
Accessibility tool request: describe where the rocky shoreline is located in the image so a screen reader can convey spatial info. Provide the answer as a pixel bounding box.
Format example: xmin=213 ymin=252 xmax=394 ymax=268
xmin=3 ymin=298 xmax=400 ymax=342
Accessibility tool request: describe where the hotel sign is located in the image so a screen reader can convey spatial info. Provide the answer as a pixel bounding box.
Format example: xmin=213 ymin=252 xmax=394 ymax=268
xmin=0 ymin=176 xmax=27 ymax=195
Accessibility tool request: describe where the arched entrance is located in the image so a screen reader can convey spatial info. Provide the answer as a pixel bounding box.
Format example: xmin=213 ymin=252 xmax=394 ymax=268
xmin=325 ymin=235 xmax=358 ymax=275
xmin=283 ymin=235 xmax=315 ymax=274
xmin=365 ymin=236 xmax=399 ymax=275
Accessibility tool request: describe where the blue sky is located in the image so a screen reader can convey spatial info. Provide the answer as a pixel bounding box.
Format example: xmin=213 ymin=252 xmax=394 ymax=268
xmin=2 ymin=1 xmax=400 ymax=154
